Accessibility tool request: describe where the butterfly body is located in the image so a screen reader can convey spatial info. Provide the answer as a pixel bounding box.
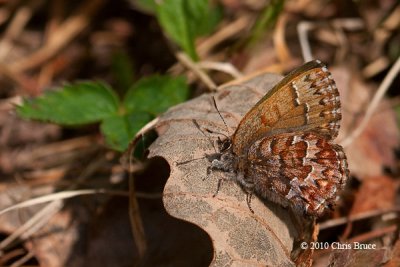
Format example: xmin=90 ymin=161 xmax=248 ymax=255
xmin=209 ymin=60 xmax=349 ymax=217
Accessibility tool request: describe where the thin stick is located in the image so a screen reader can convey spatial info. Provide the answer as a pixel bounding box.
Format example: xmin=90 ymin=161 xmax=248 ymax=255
xmin=0 ymin=63 xmax=35 ymax=93
xmin=0 ymin=155 xmax=105 ymax=252
xmin=0 ymin=1 xmax=44 ymax=60
xmin=347 ymin=225 xmax=397 ymax=243
xmin=175 ymin=52 xmax=217 ymax=90
xmin=0 ymin=200 xmax=63 ymax=251
xmin=297 ymin=21 xmax=314 ymax=62
xmin=341 ymin=56 xmax=400 ymax=147
xmin=197 ymin=61 xmax=243 ymax=79
xmin=319 ymin=208 xmax=399 ymax=230
xmin=198 ymin=16 xmax=251 ymax=57
xmin=128 ymin=156 xmax=147 ymax=259
xmin=10 ymin=0 xmax=104 ymax=73
xmin=0 ymin=189 xmax=130 ymax=216
xmin=10 ymin=250 xmax=35 ymax=267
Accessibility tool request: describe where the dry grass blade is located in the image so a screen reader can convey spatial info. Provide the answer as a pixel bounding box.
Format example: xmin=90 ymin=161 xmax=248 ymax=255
xmin=0 ymin=189 xmax=129 ymax=216
xmin=0 ymin=155 xmax=106 ymax=253
xmin=9 ymin=0 xmax=105 ymax=73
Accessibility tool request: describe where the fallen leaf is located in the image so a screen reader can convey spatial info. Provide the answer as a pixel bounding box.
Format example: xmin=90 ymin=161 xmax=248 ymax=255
xmin=385 ymin=239 xmax=400 ymax=267
xmin=147 ymin=72 xmax=316 ymax=266
xmin=333 ymin=66 xmax=400 ymax=178
xmin=350 ymin=175 xmax=397 ymax=215
xmin=328 ymin=248 xmax=390 ymax=267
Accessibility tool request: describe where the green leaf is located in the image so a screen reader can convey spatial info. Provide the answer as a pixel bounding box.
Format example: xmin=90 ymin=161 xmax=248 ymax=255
xmin=155 ymin=0 xmax=220 ymax=60
xmin=101 ymin=112 xmax=153 ymax=152
xmin=111 ymin=50 xmax=135 ymax=94
xmin=133 ymin=0 xmax=157 ymax=13
xmin=248 ymin=0 xmax=285 ymax=45
xmin=123 ymin=75 xmax=189 ymax=116
xmin=185 ymin=0 xmax=222 ymax=37
xmin=17 ymin=81 xmax=120 ymax=125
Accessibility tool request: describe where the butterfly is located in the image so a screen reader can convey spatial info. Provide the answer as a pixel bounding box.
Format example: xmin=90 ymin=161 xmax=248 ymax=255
xmin=207 ymin=60 xmax=349 ymax=217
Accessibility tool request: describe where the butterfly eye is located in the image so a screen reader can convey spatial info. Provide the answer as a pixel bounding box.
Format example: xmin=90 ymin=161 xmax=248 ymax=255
xmin=218 ymin=139 xmax=232 ymax=152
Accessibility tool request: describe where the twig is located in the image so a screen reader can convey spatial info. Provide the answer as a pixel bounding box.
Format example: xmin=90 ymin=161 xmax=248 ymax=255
xmin=331 ymin=18 xmax=364 ymax=30
xmin=38 ymin=0 xmax=65 ymax=88
xmin=0 ymin=248 xmax=25 ymax=265
xmin=10 ymin=250 xmax=34 ymax=267
xmin=297 ymin=21 xmax=314 ymax=62
xmin=341 ymin=56 xmax=400 ymax=147
xmin=0 ymin=155 xmax=106 ymax=254
xmin=128 ymin=163 xmax=147 ymax=258
xmin=175 ymin=52 xmax=217 ymax=90
xmin=197 ymin=61 xmax=243 ymax=78
xmin=298 ymin=18 xmax=364 ymax=63
xmin=197 ymin=16 xmax=251 ymax=57
xmin=9 ymin=0 xmax=104 ymax=73
xmin=273 ymin=13 xmax=291 ymax=64
xmin=319 ymin=208 xmax=399 ymax=230
xmin=362 ymin=56 xmax=390 ymax=79
xmin=0 ymin=199 xmax=63 ymax=252
xmin=0 ymin=63 xmax=35 ymax=93
xmin=347 ymin=225 xmax=398 ymax=243
xmin=0 ymin=189 xmax=130 ymax=216
xmin=0 ymin=0 xmax=44 ymax=60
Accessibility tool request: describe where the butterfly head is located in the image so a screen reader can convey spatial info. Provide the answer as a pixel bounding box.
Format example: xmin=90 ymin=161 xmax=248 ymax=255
xmin=217 ymin=137 xmax=232 ymax=153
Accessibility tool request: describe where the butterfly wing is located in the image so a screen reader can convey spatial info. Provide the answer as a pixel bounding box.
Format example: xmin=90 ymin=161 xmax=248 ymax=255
xmin=243 ymin=132 xmax=348 ymax=216
xmin=232 ymin=60 xmax=341 ymax=156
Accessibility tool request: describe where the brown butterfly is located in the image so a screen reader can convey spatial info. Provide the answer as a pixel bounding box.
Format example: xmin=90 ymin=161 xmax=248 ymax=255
xmin=208 ymin=60 xmax=349 ymax=217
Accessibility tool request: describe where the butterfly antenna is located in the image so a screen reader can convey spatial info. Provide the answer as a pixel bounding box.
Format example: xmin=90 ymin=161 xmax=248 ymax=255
xmin=192 ymin=119 xmax=218 ymax=153
xmin=212 ymin=96 xmax=231 ymax=135
xmin=176 ymin=156 xmax=207 ymax=166
xmin=177 ymin=119 xmax=226 ymax=165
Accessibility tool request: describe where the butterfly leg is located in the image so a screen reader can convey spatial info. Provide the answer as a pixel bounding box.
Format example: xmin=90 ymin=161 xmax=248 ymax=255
xmin=213 ymin=178 xmax=224 ymax=197
xmin=204 ymin=166 xmax=212 ymax=181
xmin=246 ymin=193 xmax=254 ymax=213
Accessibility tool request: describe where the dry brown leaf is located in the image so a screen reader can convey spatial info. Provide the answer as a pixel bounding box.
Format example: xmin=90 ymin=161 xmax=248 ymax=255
xmin=333 ymin=66 xmax=399 ymax=178
xmin=25 ymin=207 xmax=86 ymax=267
xmin=147 ymin=72 xmax=316 ymax=266
xmin=0 ymin=183 xmax=79 ymax=266
xmin=385 ymin=239 xmax=400 ymax=267
xmin=350 ymin=176 xmax=397 ymax=215
xmin=328 ymin=248 xmax=390 ymax=267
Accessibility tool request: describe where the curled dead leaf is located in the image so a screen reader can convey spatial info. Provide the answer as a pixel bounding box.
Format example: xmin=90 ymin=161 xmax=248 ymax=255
xmin=144 ymin=72 xmax=316 ymax=266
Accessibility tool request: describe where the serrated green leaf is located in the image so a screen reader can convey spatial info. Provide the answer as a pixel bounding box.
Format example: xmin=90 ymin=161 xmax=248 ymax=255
xmin=155 ymin=0 xmax=220 ymax=60
xmin=111 ymin=50 xmax=135 ymax=94
xmin=185 ymin=0 xmax=222 ymax=37
xmin=17 ymin=82 xmax=120 ymax=125
xmin=123 ymin=75 xmax=189 ymax=115
xmin=101 ymin=112 xmax=153 ymax=152
xmin=248 ymin=0 xmax=285 ymax=45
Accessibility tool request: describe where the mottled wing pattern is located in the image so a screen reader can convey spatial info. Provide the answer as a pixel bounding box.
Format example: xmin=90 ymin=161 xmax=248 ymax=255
xmin=232 ymin=60 xmax=341 ymax=156
xmin=242 ymin=132 xmax=348 ymax=216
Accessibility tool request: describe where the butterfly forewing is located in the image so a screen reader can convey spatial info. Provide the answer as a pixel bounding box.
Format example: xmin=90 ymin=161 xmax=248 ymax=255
xmin=232 ymin=60 xmax=341 ymax=156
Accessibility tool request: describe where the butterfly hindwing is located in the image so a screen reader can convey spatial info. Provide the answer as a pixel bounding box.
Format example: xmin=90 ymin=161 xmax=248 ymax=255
xmin=241 ymin=132 xmax=348 ymax=216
